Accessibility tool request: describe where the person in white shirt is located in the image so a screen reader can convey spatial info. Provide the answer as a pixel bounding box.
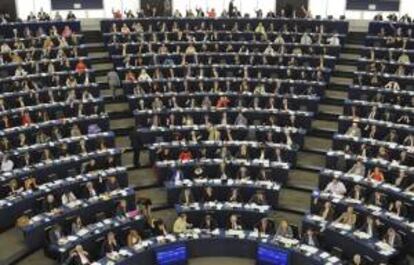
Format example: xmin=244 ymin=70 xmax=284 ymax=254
xmin=263 ymin=44 xmax=275 ymax=55
xmin=138 ymin=69 xmax=152 ymax=81
xmin=327 ymin=33 xmax=340 ymax=46
xmin=347 ymin=158 xmax=366 ymax=176
xmin=0 ymin=43 xmax=11 ymax=53
xmin=1 ymin=155 xmax=13 ymax=172
xmin=345 ymin=122 xmax=361 ymax=138
xmin=274 ymin=33 xmax=285 ymax=44
xmin=300 ymin=32 xmax=313 ymax=45
xmin=384 ymin=81 xmax=400 ymax=91
xmin=14 ymin=66 xmax=27 ymax=77
xmin=324 ymin=177 xmax=347 ymax=196
xmin=61 ymin=191 xmax=77 ymax=205
xmin=234 ymin=112 xmax=248 ymax=126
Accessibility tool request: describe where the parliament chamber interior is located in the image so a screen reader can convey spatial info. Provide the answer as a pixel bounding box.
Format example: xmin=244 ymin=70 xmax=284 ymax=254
xmin=0 ymin=0 xmax=413 ymax=264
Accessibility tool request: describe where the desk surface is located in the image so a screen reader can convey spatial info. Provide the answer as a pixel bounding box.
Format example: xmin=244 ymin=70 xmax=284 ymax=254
xmin=93 ymin=229 xmax=343 ymax=265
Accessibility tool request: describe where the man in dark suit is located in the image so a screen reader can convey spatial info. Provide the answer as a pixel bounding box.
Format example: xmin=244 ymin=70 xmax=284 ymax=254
xmin=200 ymin=214 xmax=218 ymax=231
xmin=368 ymin=191 xmax=386 ymax=208
xmin=105 ymin=176 xmax=120 ymax=192
xmin=49 ymin=225 xmax=64 ymax=244
xmin=301 ymin=228 xmax=319 ymax=247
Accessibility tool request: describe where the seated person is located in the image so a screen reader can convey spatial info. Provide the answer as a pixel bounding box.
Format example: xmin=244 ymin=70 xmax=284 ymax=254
xmin=388 ymin=200 xmax=407 ymax=218
xmin=193 ymin=166 xmax=206 ymax=180
xmin=345 ymin=122 xmax=361 ymax=138
xmin=254 ymin=218 xmax=275 ymax=234
xmin=200 ymin=214 xmax=218 ymax=231
xmin=348 ymin=184 xmax=365 ymax=202
xmin=85 ymin=159 xmax=98 ymax=172
xmin=383 ymin=227 xmax=402 ymax=249
xmin=8 ymin=179 xmax=23 ymax=195
xmin=68 ymin=244 xmax=91 ymax=265
xmin=173 ymin=213 xmax=192 ymax=233
xmin=116 ymin=200 xmax=128 ymax=218
xmin=368 ymin=191 xmax=387 ymax=208
xmin=61 ymin=191 xmax=77 ymax=206
xmin=171 ymin=168 xmax=184 ymax=182
xmin=49 ymin=224 xmax=64 ymax=244
xmin=178 ymin=148 xmax=192 ymax=162
xmin=43 ymin=194 xmax=59 ymax=212
xmin=318 ymin=201 xmax=335 ymax=221
xmin=394 ymin=170 xmax=410 ymax=189
xmin=84 ymin=181 xmax=97 ymax=198
xmin=256 ymin=168 xmax=269 ymax=181
xmin=249 ymin=191 xmax=267 ymax=205
xmin=335 ymin=206 xmax=357 ymax=228
xmin=236 ymin=145 xmax=249 ymax=159
xmin=351 ymin=254 xmax=364 ymax=265
xmin=153 ymin=218 xmax=169 ymax=236
xmin=347 ymin=158 xmax=366 ymax=176
xmin=367 ymin=167 xmax=385 ymax=183
xmin=1 ymin=155 xmax=14 ymax=172
xmin=324 ymin=176 xmax=347 ymax=196
xmin=359 ymin=216 xmax=379 ymax=238
xmin=71 ymin=216 xmax=83 ymax=234
xmin=227 ymin=214 xmax=242 ymax=230
xmin=101 ymin=232 xmax=120 ymax=256
xmin=236 ymin=166 xmax=250 ymax=180
xmin=105 ymin=176 xmax=120 ymax=192
xmin=228 ymin=188 xmax=243 ymax=202
xmin=75 ymin=59 xmax=87 ymax=74
xmin=179 ymin=188 xmax=195 ymax=205
xmin=216 ymin=96 xmax=230 ymax=108
xmin=126 ymin=229 xmax=141 ymax=247
xmin=24 ymin=177 xmax=38 ymax=191
xmin=327 ymin=33 xmax=340 ymax=45
xmin=275 ymin=220 xmax=293 ymax=238
xmin=301 ymin=228 xmax=319 ymax=247
xmin=201 ymin=186 xmax=216 ymax=202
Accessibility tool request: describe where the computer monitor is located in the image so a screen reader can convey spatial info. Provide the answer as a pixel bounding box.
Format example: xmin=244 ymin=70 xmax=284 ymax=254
xmin=155 ymin=243 xmax=188 ymax=265
xmin=256 ymin=243 xmax=290 ymax=265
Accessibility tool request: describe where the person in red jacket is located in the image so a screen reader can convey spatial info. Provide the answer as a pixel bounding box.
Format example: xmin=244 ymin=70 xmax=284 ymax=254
xmin=21 ymin=111 xmax=32 ymax=126
xmin=75 ymin=59 xmax=87 ymax=74
xmin=178 ymin=148 xmax=192 ymax=162
xmin=216 ymin=96 xmax=230 ymax=108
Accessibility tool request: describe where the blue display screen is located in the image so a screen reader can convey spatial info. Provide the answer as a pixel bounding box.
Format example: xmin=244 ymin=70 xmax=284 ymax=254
xmin=155 ymin=243 xmax=188 ymax=265
xmin=256 ymin=244 xmax=290 ymax=265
